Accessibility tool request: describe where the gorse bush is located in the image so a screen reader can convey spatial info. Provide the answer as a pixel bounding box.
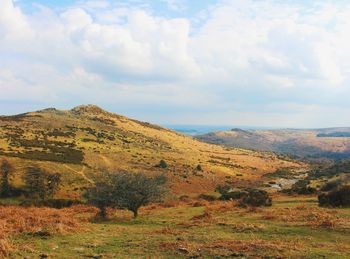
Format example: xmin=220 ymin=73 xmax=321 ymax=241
xmin=216 ymin=185 xmax=272 ymax=207
xmin=239 ymin=189 xmax=272 ymax=207
xmin=318 ymin=185 xmax=350 ymax=208
xmin=320 ymin=179 xmax=343 ymax=192
xmin=158 ymin=160 xmax=168 ymax=169
xmin=282 ymin=180 xmax=317 ymax=195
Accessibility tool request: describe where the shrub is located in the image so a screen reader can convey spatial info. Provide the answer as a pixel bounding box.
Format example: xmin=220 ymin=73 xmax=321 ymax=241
xmin=239 ymin=189 xmax=272 ymax=207
xmin=282 ymin=180 xmax=317 ymax=195
xmin=220 ymin=190 xmax=248 ymax=201
xmin=158 ymin=160 xmax=168 ymax=169
xmin=318 ymin=185 xmax=350 ymax=207
xmin=215 ymin=184 xmax=232 ymax=196
xmin=216 ymin=184 xmax=272 ymax=207
xmin=320 ymin=179 xmax=342 ymax=192
xmin=216 ymin=184 xmax=248 ymax=201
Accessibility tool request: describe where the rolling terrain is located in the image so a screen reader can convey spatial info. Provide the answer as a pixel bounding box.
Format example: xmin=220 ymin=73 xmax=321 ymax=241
xmin=196 ymin=128 xmax=350 ymax=160
xmin=0 ymin=105 xmax=304 ymax=197
xmin=2 ymin=196 xmax=350 ymax=258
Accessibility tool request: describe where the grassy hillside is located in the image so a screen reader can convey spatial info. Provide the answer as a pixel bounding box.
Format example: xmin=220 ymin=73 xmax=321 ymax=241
xmin=196 ymin=128 xmax=350 ymax=160
xmin=0 ymin=105 xmax=304 ymax=197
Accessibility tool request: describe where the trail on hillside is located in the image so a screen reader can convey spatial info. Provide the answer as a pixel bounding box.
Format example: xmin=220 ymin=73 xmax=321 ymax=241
xmin=63 ymin=165 xmax=94 ymax=184
xmin=99 ymin=155 xmax=112 ymax=167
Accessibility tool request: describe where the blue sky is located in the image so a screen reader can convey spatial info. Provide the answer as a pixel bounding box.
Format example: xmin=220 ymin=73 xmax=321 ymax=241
xmin=1 ymin=0 xmax=350 ymax=127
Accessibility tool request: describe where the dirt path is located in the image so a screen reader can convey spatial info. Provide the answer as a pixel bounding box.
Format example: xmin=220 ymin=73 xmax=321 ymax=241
xmin=99 ymin=154 xmax=112 ymax=167
xmin=63 ymin=165 xmax=94 ymax=184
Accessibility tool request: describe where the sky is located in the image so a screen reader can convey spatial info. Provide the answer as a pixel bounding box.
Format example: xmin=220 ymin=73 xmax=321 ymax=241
xmin=1 ymin=0 xmax=350 ymax=128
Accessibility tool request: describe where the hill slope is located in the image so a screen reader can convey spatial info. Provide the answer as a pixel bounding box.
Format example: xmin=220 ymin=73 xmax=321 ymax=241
xmin=196 ymin=128 xmax=350 ymax=160
xmin=0 ymin=105 xmax=304 ymax=197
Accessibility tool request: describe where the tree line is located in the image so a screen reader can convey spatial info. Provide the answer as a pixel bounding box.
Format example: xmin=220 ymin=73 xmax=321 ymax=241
xmin=0 ymin=159 xmax=168 ymax=219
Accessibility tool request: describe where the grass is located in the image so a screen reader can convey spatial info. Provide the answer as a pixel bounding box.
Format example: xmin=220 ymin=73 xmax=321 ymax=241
xmin=1 ymin=195 xmax=349 ymax=258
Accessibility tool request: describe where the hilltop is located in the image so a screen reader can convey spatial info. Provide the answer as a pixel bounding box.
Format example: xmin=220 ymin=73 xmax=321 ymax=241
xmin=196 ymin=128 xmax=350 ymax=160
xmin=0 ymin=105 xmax=304 ymax=197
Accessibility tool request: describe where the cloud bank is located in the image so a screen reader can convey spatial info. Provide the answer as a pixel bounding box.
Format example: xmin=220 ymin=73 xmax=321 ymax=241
xmin=1 ymin=0 xmax=350 ymax=127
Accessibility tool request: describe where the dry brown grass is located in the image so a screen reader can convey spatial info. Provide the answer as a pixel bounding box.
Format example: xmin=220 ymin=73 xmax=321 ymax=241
xmin=260 ymin=205 xmax=350 ymax=230
xmin=0 ymin=205 xmax=98 ymax=257
xmin=220 ymin=222 xmax=266 ymax=232
xmin=153 ymin=226 xmax=189 ymax=236
xmin=205 ymin=200 xmax=238 ymax=213
xmin=0 ymin=238 xmax=13 ymax=258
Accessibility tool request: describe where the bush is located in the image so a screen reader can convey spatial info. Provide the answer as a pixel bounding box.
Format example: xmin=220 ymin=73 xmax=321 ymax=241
xmin=220 ymin=190 xmax=248 ymax=201
xmin=238 ymin=189 xmax=272 ymax=207
xmin=158 ymin=160 xmax=168 ymax=169
xmin=216 ymin=184 xmax=272 ymax=207
xmin=282 ymin=180 xmax=317 ymax=195
xmin=215 ymin=184 xmax=232 ymax=196
xmin=318 ymin=185 xmax=350 ymax=207
xmin=320 ymin=179 xmax=342 ymax=192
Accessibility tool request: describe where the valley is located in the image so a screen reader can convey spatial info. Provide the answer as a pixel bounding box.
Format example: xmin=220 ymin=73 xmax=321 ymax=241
xmin=196 ymin=128 xmax=350 ymax=160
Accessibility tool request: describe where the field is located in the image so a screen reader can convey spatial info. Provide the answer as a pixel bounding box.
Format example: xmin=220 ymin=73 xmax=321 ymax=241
xmin=1 ymin=195 xmax=349 ymax=258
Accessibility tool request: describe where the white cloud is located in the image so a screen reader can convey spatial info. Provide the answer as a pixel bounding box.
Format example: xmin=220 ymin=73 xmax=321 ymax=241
xmin=1 ymin=0 xmax=350 ymax=126
xmin=162 ymin=0 xmax=186 ymax=11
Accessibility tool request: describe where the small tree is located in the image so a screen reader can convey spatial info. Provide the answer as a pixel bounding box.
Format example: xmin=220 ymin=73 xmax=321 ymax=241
xmin=113 ymin=172 xmax=167 ymax=218
xmin=85 ymin=172 xmax=167 ymax=219
xmin=23 ymin=166 xmax=61 ymax=199
xmin=196 ymin=164 xmax=203 ymax=171
xmin=0 ymin=159 xmax=13 ymax=197
xmin=84 ymin=179 xmax=115 ymax=218
xmin=23 ymin=166 xmax=46 ymax=199
xmin=46 ymin=173 xmax=61 ymax=198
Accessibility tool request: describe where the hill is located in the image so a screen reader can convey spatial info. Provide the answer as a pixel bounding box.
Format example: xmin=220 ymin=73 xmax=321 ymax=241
xmin=195 ymin=128 xmax=350 ymax=160
xmin=0 ymin=105 xmax=304 ymax=197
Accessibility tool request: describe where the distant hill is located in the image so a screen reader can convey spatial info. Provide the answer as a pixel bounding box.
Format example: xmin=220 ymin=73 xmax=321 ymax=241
xmin=0 ymin=105 xmax=303 ymax=197
xmin=195 ymin=128 xmax=350 ymax=160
